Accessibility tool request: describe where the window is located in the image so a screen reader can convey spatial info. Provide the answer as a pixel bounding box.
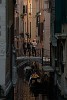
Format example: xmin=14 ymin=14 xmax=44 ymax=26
xmin=23 ymin=5 xmax=27 ymax=14
xmin=23 ymin=5 xmax=25 ymax=14
xmin=30 ymin=22 xmax=31 ymax=38
xmin=30 ymin=4 xmax=31 ymax=13
xmin=25 ymin=22 xmax=26 ymax=33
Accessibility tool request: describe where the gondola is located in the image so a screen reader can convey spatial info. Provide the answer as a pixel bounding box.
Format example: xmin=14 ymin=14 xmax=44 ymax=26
xmin=29 ymin=72 xmax=41 ymax=95
xmin=29 ymin=72 xmax=41 ymax=86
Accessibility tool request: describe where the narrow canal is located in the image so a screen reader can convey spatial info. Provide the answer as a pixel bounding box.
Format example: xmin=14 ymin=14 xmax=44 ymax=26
xmin=14 ymin=77 xmax=49 ymax=100
xmin=14 ymin=63 xmax=55 ymax=100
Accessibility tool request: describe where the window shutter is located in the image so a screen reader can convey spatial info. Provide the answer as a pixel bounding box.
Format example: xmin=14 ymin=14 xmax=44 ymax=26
xmin=23 ymin=5 xmax=25 ymax=14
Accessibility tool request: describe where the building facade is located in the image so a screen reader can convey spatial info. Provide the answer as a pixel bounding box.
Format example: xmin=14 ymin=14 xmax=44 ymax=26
xmin=50 ymin=0 xmax=67 ymax=98
xmin=14 ymin=0 xmax=50 ymax=58
xmin=22 ymin=0 xmax=37 ymax=41
xmin=43 ymin=0 xmax=50 ymax=58
xmin=0 ymin=0 xmax=16 ymax=99
xmin=14 ymin=0 xmax=37 ymax=56
xmin=36 ymin=0 xmax=44 ymax=43
xmin=14 ymin=0 xmax=23 ymax=56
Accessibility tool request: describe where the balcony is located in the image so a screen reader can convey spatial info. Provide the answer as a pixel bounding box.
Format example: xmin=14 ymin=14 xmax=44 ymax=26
xmin=57 ymin=33 xmax=67 ymax=39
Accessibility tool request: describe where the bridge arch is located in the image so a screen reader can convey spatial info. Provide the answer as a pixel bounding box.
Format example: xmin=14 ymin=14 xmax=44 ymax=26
xmin=17 ymin=58 xmax=42 ymax=68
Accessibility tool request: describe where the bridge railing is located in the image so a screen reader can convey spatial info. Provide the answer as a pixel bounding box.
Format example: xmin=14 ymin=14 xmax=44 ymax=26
xmin=16 ymin=46 xmax=50 ymax=61
xmin=16 ymin=48 xmax=50 ymax=67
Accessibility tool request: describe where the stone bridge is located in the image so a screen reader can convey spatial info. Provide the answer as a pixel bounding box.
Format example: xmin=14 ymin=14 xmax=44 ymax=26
xmin=16 ymin=56 xmax=50 ymax=68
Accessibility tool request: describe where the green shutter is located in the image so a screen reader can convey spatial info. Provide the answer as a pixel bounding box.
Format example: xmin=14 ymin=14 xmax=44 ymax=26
xmin=55 ymin=0 xmax=62 ymax=33
xmin=61 ymin=0 xmax=67 ymax=23
xmin=65 ymin=0 xmax=67 ymax=23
